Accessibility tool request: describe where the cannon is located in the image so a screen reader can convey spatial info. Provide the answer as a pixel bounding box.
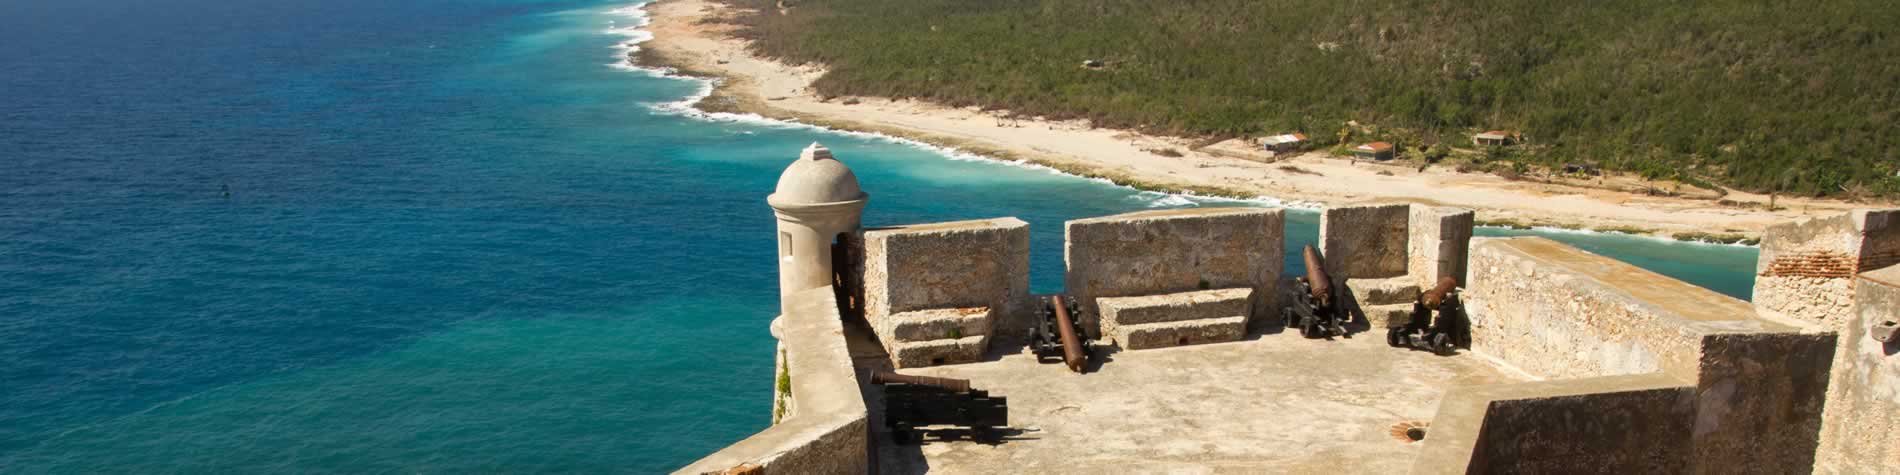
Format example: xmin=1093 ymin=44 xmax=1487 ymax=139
xmin=872 ymin=371 xmax=1008 ymax=443
xmin=1031 ymin=295 xmax=1092 ymax=372
xmin=1388 ymin=277 xmax=1470 ymax=355
xmin=1284 ymin=245 xmax=1345 ymax=338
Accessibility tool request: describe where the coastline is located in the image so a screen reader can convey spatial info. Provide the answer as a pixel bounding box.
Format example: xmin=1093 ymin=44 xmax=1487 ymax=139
xmin=630 ymin=0 xmax=1866 ymax=241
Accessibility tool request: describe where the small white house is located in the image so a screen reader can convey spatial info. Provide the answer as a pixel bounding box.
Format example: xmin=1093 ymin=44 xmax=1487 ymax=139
xmin=1261 ymin=133 xmax=1307 ymax=153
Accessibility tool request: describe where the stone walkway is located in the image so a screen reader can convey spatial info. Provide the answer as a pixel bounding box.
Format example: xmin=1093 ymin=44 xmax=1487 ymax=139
xmin=870 ymin=331 xmax=1524 ymax=474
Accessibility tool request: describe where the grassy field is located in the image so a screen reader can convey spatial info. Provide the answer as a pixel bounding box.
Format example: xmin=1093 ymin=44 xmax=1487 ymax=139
xmin=716 ymin=0 xmax=1900 ymax=198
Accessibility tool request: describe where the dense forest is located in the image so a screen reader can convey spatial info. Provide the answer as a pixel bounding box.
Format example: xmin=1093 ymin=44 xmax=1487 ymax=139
xmin=717 ymin=0 xmax=1900 ymax=198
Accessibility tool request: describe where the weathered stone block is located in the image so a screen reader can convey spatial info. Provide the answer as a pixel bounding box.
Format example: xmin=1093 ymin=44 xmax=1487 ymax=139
xmin=857 ymin=217 xmax=1029 ymax=362
xmin=1319 ymin=203 xmax=1411 ymax=280
xmin=1065 ymin=208 xmax=1284 ymax=338
xmin=892 ymin=335 xmax=987 ymax=368
xmin=1408 ymin=205 xmax=1475 ymax=287
xmin=1360 ymin=302 xmax=1414 ymax=328
xmin=889 ymin=307 xmax=991 ymax=342
xmin=1111 ymin=316 xmax=1248 ymax=350
xmin=1346 ymin=276 xmax=1419 ymax=306
xmin=1097 ymin=288 xmax=1252 ymax=348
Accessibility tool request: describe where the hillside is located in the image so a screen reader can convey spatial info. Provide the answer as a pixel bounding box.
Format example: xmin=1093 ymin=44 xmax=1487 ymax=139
xmin=715 ymin=0 xmax=1900 ymax=198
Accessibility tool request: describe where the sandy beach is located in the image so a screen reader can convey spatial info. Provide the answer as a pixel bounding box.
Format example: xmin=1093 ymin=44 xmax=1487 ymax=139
xmin=635 ymin=0 xmax=1869 ymax=239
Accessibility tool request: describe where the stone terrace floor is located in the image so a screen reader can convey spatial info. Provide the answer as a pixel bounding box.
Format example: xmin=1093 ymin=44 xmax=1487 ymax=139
xmin=867 ymin=331 xmax=1527 ymax=474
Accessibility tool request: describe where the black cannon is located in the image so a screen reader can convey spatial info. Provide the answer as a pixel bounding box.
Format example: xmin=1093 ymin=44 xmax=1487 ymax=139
xmin=1031 ymin=295 xmax=1092 ymax=372
xmin=1285 ymin=245 xmax=1345 ymax=338
xmin=873 ymin=371 xmax=1008 ymax=443
xmin=1388 ymin=277 xmax=1471 ymax=355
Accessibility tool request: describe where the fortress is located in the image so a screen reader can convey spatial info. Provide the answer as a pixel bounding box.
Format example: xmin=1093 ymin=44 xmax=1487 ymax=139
xmin=680 ymin=144 xmax=1900 ymax=474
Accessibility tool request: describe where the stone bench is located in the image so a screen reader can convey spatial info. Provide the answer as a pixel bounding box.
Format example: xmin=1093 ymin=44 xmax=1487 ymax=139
xmin=885 ymin=307 xmax=992 ymax=368
xmin=1344 ymin=276 xmax=1421 ymax=328
xmin=1097 ymin=288 xmax=1251 ymax=350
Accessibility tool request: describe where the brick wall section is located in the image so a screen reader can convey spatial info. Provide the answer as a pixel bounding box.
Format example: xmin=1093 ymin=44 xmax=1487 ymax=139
xmin=1754 ymin=209 xmax=1900 ymax=329
xmin=1761 ymin=251 xmax=1859 ymax=279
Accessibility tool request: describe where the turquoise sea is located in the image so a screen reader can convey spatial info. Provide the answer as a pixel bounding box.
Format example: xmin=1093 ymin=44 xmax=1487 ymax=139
xmin=0 ymin=0 xmax=1758 ymax=472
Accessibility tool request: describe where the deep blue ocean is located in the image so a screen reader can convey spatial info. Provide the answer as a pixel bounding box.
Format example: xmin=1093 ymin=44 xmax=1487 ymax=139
xmin=0 ymin=0 xmax=1760 ymax=472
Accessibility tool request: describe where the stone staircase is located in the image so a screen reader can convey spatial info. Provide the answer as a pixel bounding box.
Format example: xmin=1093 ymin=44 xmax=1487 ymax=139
xmin=1346 ymin=277 xmax=1420 ymax=328
xmin=1098 ymin=288 xmax=1252 ymax=350
xmin=883 ymin=307 xmax=992 ymax=368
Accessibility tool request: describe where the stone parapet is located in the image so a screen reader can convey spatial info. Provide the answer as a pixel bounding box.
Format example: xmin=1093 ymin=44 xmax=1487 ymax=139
xmin=1461 ymin=236 xmax=1837 ymax=474
xmin=1412 ymin=374 xmax=1697 ymax=474
xmin=1464 ymin=237 xmax=1796 ymax=380
xmin=854 ymin=218 xmax=1029 ymax=366
xmin=1408 ymin=205 xmax=1476 ymax=287
xmin=1065 ymin=208 xmax=1284 ymax=339
xmin=1319 ymin=203 xmax=1411 ymax=280
xmin=676 ymin=287 xmax=867 ymax=475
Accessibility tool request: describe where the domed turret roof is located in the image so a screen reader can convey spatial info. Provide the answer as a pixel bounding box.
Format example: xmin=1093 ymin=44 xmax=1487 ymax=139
xmin=771 ymin=143 xmax=866 ymax=205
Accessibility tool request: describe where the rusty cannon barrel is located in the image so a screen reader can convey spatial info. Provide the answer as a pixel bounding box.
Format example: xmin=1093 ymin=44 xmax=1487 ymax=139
xmin=1052 ymin=295 xmax=1088 ymax=373
xmin=871 ymin=371 xmax=972 ymax=393
xmin=1301 ymin=245 xmax=1331 ymax=306
xmin=1422 ymin=276 xmax=1458 ymax=308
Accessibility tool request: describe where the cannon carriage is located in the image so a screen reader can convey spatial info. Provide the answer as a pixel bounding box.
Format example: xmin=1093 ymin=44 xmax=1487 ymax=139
xmin=1285 ymin=245 xmax=1346 ymax=338
xmin=873 ymin=371 xmax=1008 ymax=444
xmin=1387 ymin=277 xmax=1471 ymax=355
xmin=1031 ymin=295 xmax=1092 ymax=372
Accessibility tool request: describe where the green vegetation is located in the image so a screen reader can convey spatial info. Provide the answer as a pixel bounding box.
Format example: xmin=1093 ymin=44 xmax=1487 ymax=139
xmin=773 ymin=349 xmax=791 ymax=424
xmin=1475 ymin=219 xmax=1532 ymax=230
xmin=1592 ymin=225 xmax=1655 ymax=235
xmin=721 ymin=0 xmax=1900 ymax=198
xmin=1673 ymin=232 xmax=1762 ymax=245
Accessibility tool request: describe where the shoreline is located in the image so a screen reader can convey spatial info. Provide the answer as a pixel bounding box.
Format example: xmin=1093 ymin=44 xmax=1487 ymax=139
xmin=628 ymin=0 xmax=1869 ymax=243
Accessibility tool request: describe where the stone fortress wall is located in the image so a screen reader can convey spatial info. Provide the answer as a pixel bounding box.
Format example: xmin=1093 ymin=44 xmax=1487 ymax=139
xmin=1759 ymin=210 xmax=1900 ymax=474
xmin=1064 ymin=208 xmax=1284 ymax=341
xmin=680 ymin=144 xmax=1900 ymax=474
xmin=1440 ymin=237 xmax=1836 ymax=473
xmin=852 ymin=218 xmax=1029 ymax=368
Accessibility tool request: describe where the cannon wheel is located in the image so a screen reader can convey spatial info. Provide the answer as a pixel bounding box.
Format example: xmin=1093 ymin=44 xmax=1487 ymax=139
xmin=1431 ymin=333 xmax=1454 ymax=356
xmin=1387 ymin=328 xmax=1403 ymax=347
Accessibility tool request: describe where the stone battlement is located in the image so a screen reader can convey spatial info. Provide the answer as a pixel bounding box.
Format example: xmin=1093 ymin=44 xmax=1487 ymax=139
xmin=686 ymin=144 xmax=1896 ymax=474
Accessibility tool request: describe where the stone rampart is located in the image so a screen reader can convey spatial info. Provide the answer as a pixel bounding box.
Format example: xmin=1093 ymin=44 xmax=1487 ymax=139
xmin=1412 ymin=374 xmax=1697 ymax=474
xmin=676 ymin=287 xmax=867 ymax=475
xmin=1461 ymin=236 xmax=1837 ymax=473
xmin=1064 ymin=208 xmax=1284 ymax=338
xmin=1814 ymin=265 xmax=1900 ymax=473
